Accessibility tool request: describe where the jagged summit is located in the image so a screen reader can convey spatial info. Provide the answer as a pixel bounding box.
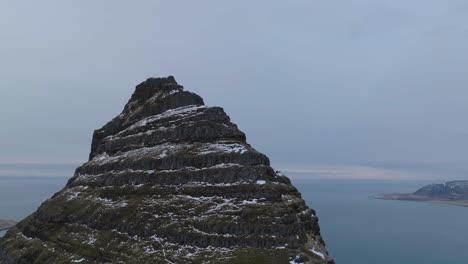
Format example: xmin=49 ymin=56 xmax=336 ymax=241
xmin=126 ymin=76 xmax=195 ymax=110
xmin=90 ymin=76 xmax=205 ymax=160
xmin=0 ymin=77 xmax=334 ymax=264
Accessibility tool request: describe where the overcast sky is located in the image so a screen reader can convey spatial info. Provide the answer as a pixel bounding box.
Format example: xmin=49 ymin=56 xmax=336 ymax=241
xmin=2 ymin=1 xmax=468 ymax=178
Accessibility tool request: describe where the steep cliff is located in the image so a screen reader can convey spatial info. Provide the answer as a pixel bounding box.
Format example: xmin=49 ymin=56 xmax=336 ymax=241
xmin=0 ymin=76 xmax=334 ymax=264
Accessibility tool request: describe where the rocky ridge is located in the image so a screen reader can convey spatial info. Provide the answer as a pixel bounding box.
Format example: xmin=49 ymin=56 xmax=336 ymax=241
xmin=0 ymin=76 xmax=334 ymax=264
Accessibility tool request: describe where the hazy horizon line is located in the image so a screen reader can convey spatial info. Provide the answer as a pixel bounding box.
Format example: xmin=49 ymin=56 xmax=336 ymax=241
xmin=0 ymin=161 xmax=466 ymax=181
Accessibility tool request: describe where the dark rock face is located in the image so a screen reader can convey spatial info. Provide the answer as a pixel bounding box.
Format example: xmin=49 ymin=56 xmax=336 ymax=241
xmin=0 ymin=77 xmax=334 ymax=264
xmin=414 ymin=181 xmax=468 ymax=199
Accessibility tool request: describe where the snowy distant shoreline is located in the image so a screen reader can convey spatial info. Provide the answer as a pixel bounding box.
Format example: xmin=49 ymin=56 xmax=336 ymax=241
xmin=373 ymin=193 xmax=468 ymax=207
xmin=372 ymin=181 xmax=468 ymax=207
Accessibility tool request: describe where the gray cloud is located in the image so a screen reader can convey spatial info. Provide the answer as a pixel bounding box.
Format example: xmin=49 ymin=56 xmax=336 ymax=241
xmin=2 ymin=0 xmax=468 ymax=178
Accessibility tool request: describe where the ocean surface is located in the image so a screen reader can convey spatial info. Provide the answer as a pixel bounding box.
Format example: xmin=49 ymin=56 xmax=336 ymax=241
xmin=291 ymin=178 xmax=468 ymax=264
xmin=0 ymin=176 xmax=69 ymax=237
xmin=1 ymin=176 xmax=468 ymax=263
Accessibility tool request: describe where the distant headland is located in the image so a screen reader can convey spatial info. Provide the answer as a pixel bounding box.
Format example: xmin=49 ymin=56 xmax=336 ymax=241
xmin=0 ymin=220 xmax=16 ymax=231
xmin=373 ymin=180 xmax=468 ymax=207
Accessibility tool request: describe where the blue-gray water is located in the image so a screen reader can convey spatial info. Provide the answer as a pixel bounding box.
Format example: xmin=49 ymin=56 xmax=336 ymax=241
xmin=292 ymin=178 xmax=468 ymax=264
xmin=0 ymin=176 xmax=68 ymax=236
xmin=1 ymin=176 xmax=468 ymax=263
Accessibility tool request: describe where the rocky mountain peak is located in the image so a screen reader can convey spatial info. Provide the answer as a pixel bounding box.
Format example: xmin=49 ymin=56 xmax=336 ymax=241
xmin=0 ymin=77 xmax=334 ymax=264
xmin=90 ymin=76 xmax=205 ymax=160
xmin=128 ymin=76 xmax=184 ymax=106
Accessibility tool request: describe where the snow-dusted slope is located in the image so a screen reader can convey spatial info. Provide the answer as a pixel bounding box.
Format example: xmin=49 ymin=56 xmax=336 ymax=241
xmin=414 ymin=181 xmax=468 ymax=198
xmin=0 ymin=76 xmax=334 ymax=264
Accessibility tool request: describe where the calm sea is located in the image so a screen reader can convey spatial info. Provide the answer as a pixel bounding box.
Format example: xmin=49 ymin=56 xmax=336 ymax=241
xmin=0 ymin=176 xmax=68 ymax=237
xmin=292 ymin=178 xmax=468 ymax=264
xmin=1 ymin=176 xmax=468 ymax=263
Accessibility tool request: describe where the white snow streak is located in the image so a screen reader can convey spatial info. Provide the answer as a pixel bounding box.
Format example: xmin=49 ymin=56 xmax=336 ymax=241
xmin=310 ymin=248 xmax=325 ymax=260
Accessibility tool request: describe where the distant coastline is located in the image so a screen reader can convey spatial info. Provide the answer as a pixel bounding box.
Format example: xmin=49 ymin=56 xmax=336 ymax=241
xmin=372 ymin=193 xmax=468 ymax=207
xmin=0 ymin=162 xmax=79 ymax=178
xmin=372 ymin=180 xmax=468 ymax=207
xmin=0 ymin=220 xmax=16 ymax=231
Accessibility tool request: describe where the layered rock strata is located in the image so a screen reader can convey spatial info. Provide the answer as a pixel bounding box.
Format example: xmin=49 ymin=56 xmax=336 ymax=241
xmin=0 ymin=76 xmax=334 ymax=264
